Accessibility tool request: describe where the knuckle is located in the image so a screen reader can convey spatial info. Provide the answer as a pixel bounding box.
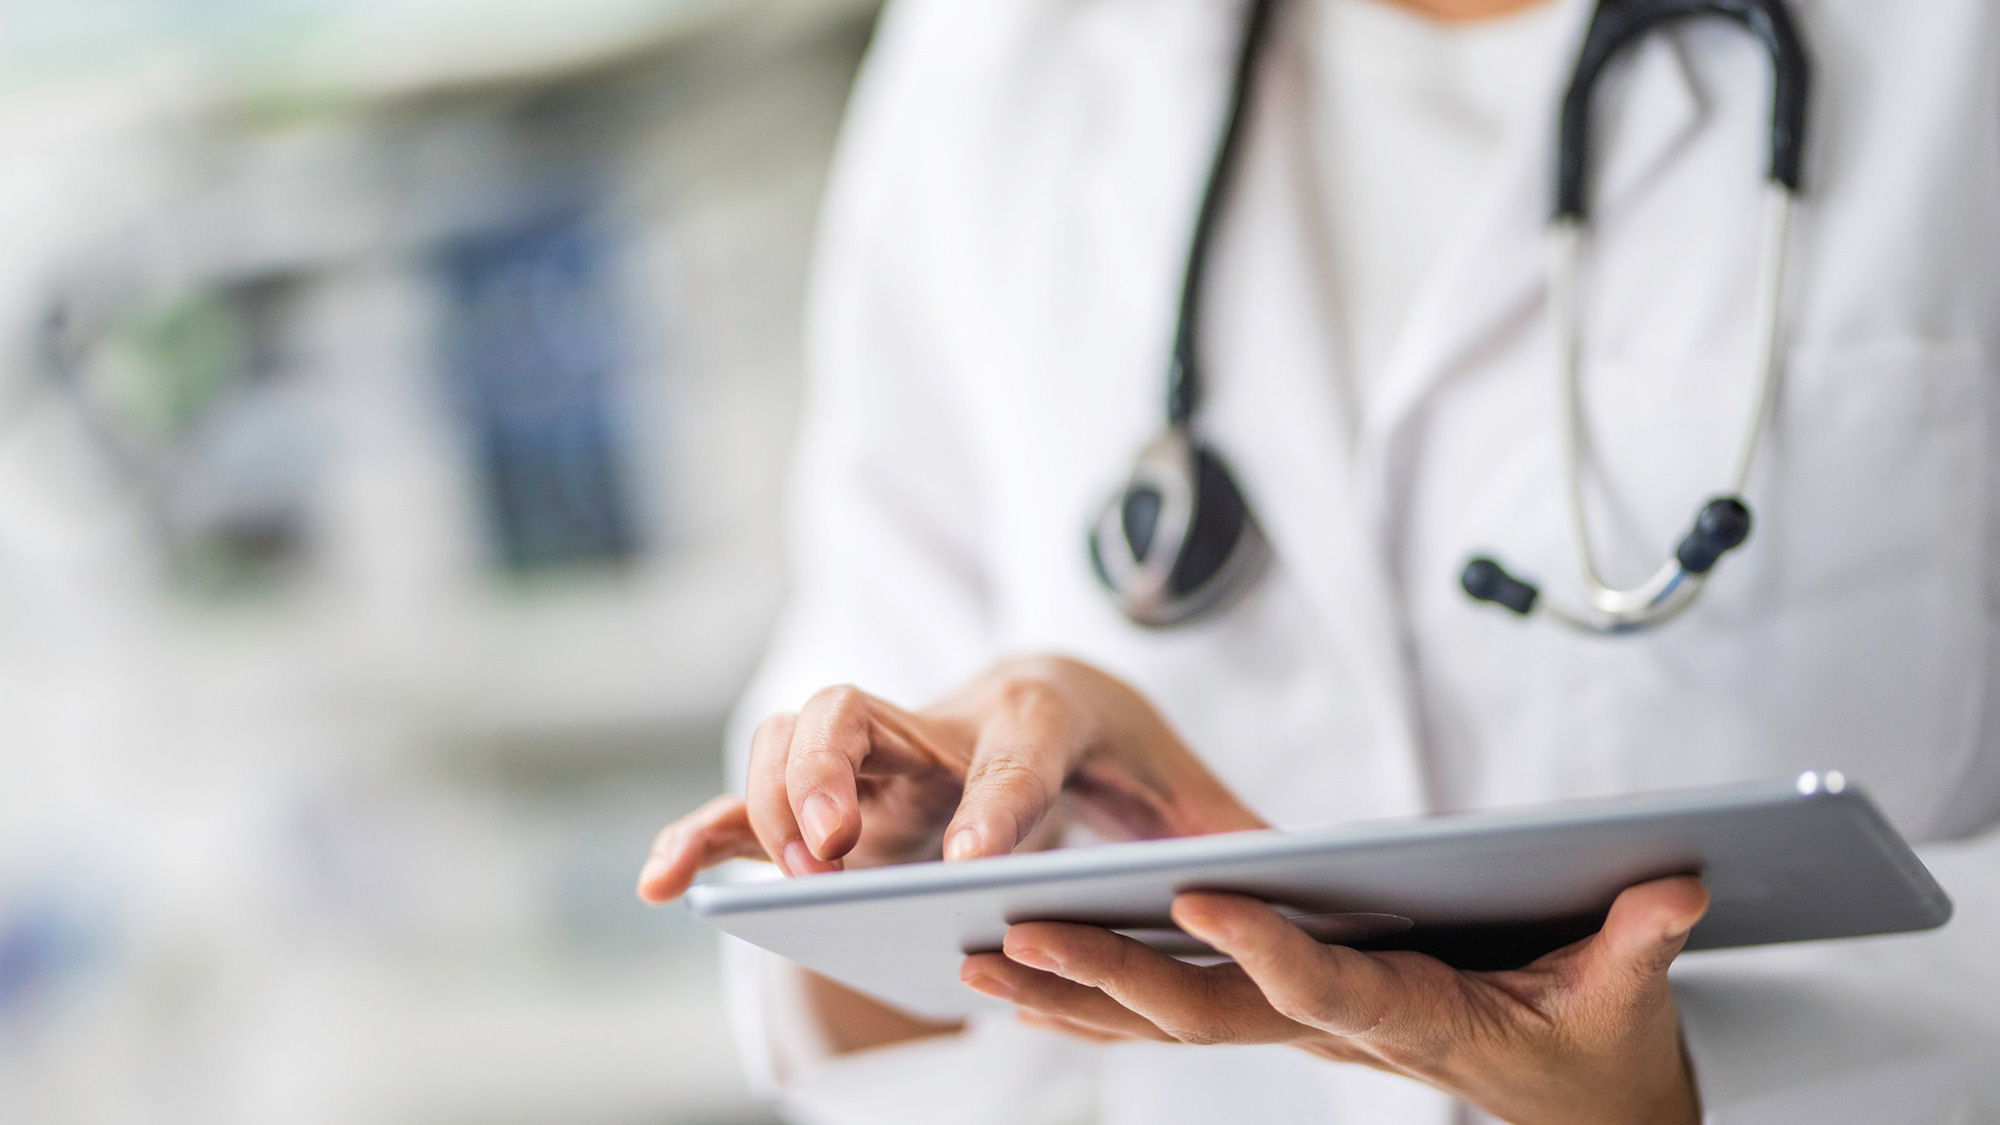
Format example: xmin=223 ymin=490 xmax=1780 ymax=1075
xmin=1157 ymin=1008 xmax=1253 ymax=1047
xmin=1274 ymin=983 xmax=1382 ymax=1037
xmin=1270 ymin=988 xmax=1338 ymax=1028
xmin=991 ymin=674 xmax=1065 ymax=721
xmin=752 ymin=713 xmax=795 ymax=744
xmin=1382 ymin=1004 xmax=1478 ymax=1070
xmin=1193 ymin=966 xmax=1248 ymax=1012
xmin=1163 ymin=1023 xmax=1236 ymax=1047
xmin=1372 ymin=1032 xmax=1450 ymax=1074
xmin=1011 ymin=976 xmax=1069 ymax=1013
xmin=787 ymin=741 xmax=846 ymax=775
xmin=964 ymin=755 xmax=1051 ymax=797
xmin=1050 ymin=934 xmax=1117 ymax=985
xmin=961 ymin=762 xmax=1056 ymax=838
xmin=1096 ymin=935 xmax=1143 ymax=981
xmin=795 ymin=688 xmax=873 ymax=761
xmin=808 ymin=683 xmax=869 ymax=717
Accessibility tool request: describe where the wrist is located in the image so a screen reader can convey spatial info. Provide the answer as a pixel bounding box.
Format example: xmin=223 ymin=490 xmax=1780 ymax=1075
xmin=1061 ymin=660 xmax=1266 ymax=837
xmin=1662 ymin=1026 xmax=1703 ymax=1125
xmin=1426 ymin=1020 xmax=1699 ymax=1125
xmin=1159 ymin=765 xmax=1269 ymax=836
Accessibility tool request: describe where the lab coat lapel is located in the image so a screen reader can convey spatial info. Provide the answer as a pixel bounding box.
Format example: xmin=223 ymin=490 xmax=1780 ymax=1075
xmin=1200 ymin=31 xmax=1432 ymax=819
xmin=1064 ymin=0 xmax=1430 ymax=818
xmin=1358 ymin=7 xmax=1707 ymax=511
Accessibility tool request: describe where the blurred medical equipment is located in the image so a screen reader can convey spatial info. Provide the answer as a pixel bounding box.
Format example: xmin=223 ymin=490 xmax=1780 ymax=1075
xmin=1090 ymin=0 xmax=1809 ymax=634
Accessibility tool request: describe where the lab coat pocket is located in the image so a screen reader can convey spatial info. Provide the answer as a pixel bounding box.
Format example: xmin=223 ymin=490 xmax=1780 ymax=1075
xmin=1711 ymin=337 xmax=1988 ymax=837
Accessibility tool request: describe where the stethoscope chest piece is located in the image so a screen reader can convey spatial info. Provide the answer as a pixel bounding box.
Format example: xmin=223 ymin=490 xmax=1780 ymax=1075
xmin=1090 ymin=427 xmax=1270 ymax=628
xmin=1091 ymin=0 xmax=1280 ymax=630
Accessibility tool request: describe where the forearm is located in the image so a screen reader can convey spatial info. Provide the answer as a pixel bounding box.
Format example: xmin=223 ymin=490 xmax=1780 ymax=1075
xmin=801 ymin=967 xmax=964 ymax=1056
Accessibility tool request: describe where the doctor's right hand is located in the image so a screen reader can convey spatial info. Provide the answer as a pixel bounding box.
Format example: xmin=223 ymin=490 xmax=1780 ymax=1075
xmin=636 ymin=656 xmax=1266 ymax=904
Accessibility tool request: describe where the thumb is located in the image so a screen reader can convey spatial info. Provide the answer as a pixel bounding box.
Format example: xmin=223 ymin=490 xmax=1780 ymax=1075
xmin=1578 ymin=875 xmax=1710 ymax=999
xmin=636 ymin=796 xmax=766 ymax=904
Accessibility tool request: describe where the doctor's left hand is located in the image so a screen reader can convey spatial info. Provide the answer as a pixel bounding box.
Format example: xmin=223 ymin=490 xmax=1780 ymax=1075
xmin=962 ymin=874 xmax=1709 ymax=1125
xmin=635 ymin=656 xmax=1267 ymax=904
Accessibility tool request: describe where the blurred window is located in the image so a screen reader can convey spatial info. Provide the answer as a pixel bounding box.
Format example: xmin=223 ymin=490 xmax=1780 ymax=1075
xmin=436 ymin=210 xmax=641 ymax=572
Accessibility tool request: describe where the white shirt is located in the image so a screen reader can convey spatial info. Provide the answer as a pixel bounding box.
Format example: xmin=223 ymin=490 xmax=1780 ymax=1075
xmin=1308 ymin=0 xmax=1570 ymax=406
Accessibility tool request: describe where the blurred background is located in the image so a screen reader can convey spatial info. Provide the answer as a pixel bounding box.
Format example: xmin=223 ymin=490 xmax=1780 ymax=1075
xmin=0 ymin=1 xmax=879 ymax=1121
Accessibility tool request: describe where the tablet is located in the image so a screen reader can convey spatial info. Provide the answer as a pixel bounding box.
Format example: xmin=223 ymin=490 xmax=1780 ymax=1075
xmin=686 ymin=774 xmax=1951 ymax=1020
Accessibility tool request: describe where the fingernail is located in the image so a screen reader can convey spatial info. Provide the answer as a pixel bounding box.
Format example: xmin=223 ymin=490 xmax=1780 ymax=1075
xmin=944 ymin=827 xmax=981 ymax=862
xmin=1170 ymin=903 xmax=1216 ymax=940
xmin=1008 ymin=945 xmax=1059 ymax=973
xmin=783 ymin=840 xmax=822 ymax=877
xmin=961 ymin=971 xmax=1015 ymax=1001
xmin=1173 ymin=906 xmax=1211 ymax=933
xmin=801 ymin=794 xmax=841 ymax=851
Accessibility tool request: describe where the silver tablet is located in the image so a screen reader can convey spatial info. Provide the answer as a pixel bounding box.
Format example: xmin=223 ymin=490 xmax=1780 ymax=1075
xmin=686 ymin=774 xmax=1951 ymax=1020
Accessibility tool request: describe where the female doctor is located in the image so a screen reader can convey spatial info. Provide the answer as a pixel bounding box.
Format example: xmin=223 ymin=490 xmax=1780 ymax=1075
xmin=638 ymin=0 xmax=2000 ymax=1121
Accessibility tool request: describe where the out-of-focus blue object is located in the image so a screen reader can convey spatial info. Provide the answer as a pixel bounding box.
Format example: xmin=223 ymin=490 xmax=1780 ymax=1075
xmin=0 ymin=882 xmax=112 ymax=1033
xmin=437 ymin=210 xmax=640 ymax=572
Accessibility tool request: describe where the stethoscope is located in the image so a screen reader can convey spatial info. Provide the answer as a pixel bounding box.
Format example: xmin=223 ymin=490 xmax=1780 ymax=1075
xmin=1089 ymin=0 xmax=1810 ymax=634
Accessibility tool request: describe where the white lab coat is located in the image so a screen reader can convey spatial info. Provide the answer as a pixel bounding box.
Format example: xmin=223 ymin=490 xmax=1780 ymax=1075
xmin=722 ymin=0 xmax=2000 ymax=1121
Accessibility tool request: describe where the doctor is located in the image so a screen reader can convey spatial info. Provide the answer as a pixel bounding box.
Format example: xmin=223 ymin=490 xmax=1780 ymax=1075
xmin=639 ymin=0 xmax=2000 ymax=1121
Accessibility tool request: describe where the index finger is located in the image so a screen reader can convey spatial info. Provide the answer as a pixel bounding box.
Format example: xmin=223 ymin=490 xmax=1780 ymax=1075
xmin=1170 ymin=893 xmax=1419 ymax=1040
xmin=941 ymin=679 xmax=1075 ymax=861
xmin=745 ymin=711 xmax=837 ymax=876
xmin=782 ymin=686 xmax=882 ymax=862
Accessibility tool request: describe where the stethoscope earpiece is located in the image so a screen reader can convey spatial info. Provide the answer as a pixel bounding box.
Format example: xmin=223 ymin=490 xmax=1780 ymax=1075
xmin=1460 ymin=557 xmax=1540 ymax=617
xmin=1675 ymin=497 xmax=1753 ymax=575
xmin=1465 ymin=495 xmax=1757 ymax=632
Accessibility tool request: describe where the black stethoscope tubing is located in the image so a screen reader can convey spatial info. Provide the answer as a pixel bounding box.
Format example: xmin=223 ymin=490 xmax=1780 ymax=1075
xmin=1094 ymin=0 xmax=1812 ymax=634
xmin=1165 ymin=0 xmax=1283 ymax=429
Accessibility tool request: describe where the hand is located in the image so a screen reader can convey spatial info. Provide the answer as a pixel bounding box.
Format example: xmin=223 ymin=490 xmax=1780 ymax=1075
xmin=960 ymin=875 xmax=1710 ymax=1125
xmin=636 ymin=655 xmax=1265 ymax=904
